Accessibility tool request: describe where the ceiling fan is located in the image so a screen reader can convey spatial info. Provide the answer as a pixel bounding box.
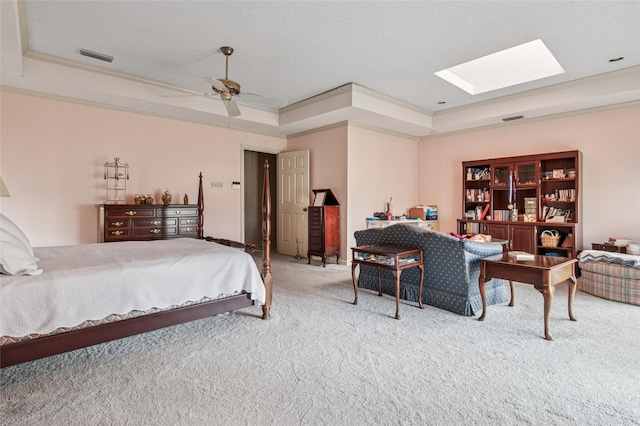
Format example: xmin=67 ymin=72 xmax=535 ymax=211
xmin=208 ymin=46 xmax=242 ymax=117
xmin=163 ymin=46 xmax=284 ymax=117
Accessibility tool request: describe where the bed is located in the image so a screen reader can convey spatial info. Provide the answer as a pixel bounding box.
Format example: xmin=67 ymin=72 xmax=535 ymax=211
xmin=0 ymin=161 xmax=273 ymax=368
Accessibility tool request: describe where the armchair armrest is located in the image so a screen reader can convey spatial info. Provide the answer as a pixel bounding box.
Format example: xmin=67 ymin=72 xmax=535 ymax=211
xmin=354 ymin=228 xmax=386 ymax=246
xmin=462 ymin=240 xmax=505 ymax=256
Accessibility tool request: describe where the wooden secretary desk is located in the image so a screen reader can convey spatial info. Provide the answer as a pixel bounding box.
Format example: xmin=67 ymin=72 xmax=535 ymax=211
xmin=307 ymin=189 xmax=340 ymax=267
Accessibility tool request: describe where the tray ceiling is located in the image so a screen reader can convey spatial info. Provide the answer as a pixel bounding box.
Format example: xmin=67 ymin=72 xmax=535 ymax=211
xmin=2 ymin=1 xmax=639 ymax=137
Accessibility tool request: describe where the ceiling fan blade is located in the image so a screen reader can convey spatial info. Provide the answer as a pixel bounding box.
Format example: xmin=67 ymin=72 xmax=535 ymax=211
xmin=237 ymin=91 xmax=288 ymax=108
xmin=161 ymin=92 xmax=213 ymax=98
xmin=223 ymin=99 xmax=241 ymax=117
xmin=210 ymin=78 xmax=229 ymax=93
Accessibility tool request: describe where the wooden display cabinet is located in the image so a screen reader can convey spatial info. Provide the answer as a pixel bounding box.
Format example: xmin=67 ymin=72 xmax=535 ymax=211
xmin=459 ymin=151 xmax=582 ymax=258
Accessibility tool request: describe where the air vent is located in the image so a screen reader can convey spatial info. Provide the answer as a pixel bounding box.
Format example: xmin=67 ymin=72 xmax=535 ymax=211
xmin=79 ymin=48 xmax=114 ymax=63
xmin=502 ymin=115 xmax=524 ymax=122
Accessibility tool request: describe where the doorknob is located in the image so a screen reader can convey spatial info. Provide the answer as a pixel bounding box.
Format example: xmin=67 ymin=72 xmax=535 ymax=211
xmin=303 ymin=208 xmax=307 ymax=211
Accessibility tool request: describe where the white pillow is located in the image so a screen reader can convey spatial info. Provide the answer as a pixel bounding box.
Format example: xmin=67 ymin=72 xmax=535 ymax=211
xmin=627 ymin=243 xmax=640 ymax=256
xmin=0 ymin=228 xmax=42 ymax=276
xmin=0 ymin=213 xmax=35 ymax=256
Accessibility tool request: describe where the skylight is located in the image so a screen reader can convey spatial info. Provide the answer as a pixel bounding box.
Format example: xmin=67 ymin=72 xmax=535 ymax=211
xmin=435 ymin=39 xmax=564 ymax=95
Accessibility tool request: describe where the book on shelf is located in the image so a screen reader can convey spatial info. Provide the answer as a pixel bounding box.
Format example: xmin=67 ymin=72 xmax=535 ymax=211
xmin=508 ymin=251 xmax=535 ymax=261
xmin=479 ymin=203 xmax=490 ymax=220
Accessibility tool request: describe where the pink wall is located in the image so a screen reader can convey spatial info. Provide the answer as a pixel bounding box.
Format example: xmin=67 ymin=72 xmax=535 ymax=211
xmin=286 ymin=124 xmax=349 ymax=259
xmin=419 ymin=105 xmax=640 ymax=248
xmin=347 ymin=126 xmax=419 ymax=251
xmin=287 ymin=124 xmax=420 ymax=260
xmin=3 ymin=90 xmax=638 ymax=253
xmin=0 ymin=91 xmax=286 ymax=246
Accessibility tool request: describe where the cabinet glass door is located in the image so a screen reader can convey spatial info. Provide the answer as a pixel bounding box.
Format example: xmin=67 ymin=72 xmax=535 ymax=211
xmin=516 ymin=162 xmax=537 ymax=185
xmin=492 ymin=165 xmax=511 ymax=186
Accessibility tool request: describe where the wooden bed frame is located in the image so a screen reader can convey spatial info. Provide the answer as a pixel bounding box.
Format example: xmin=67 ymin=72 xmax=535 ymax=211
xmin=0 ymin=161 xmax=273 ymax=368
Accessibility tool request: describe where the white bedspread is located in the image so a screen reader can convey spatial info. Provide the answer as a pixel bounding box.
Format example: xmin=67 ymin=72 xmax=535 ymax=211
xmin=0 ymin=238 xmax=265 ymax=337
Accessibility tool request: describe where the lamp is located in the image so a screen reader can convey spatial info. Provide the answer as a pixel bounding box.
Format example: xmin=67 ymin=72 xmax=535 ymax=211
xmin=0 ymin=177 xmax=10 ymax=197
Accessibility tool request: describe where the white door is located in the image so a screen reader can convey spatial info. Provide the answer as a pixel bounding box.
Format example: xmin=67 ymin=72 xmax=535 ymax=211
xmin=277 ymin=150 xmax=310 ymax=257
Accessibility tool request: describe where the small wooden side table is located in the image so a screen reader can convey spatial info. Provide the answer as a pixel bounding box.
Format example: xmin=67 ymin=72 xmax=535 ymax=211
xmin=591 ymin=243 xmax=627 ymax=254
xmin=351 ymin=245 xmax=424 ymax=319
xmin=478 ymin=253 xmax=578 ymax=341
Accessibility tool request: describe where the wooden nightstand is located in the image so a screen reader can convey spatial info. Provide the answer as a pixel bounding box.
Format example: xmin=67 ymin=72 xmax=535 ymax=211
xmin=591 ymin=243 xmax=627 ymax=254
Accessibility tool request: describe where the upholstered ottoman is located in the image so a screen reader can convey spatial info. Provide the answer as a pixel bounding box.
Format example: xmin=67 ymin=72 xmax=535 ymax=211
xmin=578 ymin=247 xmax=640 ymax=306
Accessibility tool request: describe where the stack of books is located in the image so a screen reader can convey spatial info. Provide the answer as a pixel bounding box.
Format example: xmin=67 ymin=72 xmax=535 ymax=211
xmin=508 ymin=251 xmax=535 ymax=261
xmin=608 ymin=237 xmax=632 ymax=246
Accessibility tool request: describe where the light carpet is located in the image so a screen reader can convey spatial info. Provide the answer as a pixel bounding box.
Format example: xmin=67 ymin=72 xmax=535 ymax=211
xmin=1 ymin=253 xmax=639 ymax=425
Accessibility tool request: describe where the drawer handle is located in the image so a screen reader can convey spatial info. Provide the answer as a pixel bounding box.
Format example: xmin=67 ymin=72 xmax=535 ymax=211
xmin=150 ymin=229 xmax=160 ymax=234
xmin=111 ymin=230 xmax=124 ymax=236
xmin=112 ymin=221 xmax=124 ymax=227
xmin=125 ymin=211 xmax=136 ymax=216
xmin=175 ymin=211 xmax=181 ymax=215
xmin=151 ymin=220 xmax=161 ymax=225
xmin=184 ymin=227 xmax=194 ymax=232
xmin=185 ymin=219 xmax=195 ymax=224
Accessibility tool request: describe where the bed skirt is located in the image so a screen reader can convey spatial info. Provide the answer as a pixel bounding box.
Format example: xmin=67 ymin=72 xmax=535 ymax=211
xmin=0 ymin=292 xmax=245 ymax=346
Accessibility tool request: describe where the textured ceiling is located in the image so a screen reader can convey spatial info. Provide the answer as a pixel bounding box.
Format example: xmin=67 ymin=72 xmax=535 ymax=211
xmin=3 ymin=1 xmax=640 ymax=137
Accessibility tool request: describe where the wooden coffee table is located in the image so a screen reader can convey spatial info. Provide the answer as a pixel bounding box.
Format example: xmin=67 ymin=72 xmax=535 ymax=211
xmin=478 ymin=253 xmax=578 ymax=341
xmin=351 ymin=245 xmax=424 ymax=319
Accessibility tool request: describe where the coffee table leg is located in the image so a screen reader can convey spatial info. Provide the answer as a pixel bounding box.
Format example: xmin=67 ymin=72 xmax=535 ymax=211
xmin=417 ymin=264 xmax=424 ymax=309
xmin=351 ymin=262 xmax=359 ymax=305
xmin=394 ymin=270 xmax=401 ymax=320
xmin=478 ymin=263 xmax=487 ymax=321
xmin=542 ymin=284 xmax=555 ymax=341
xmin=509 ymin=280 xmax=515 ymax=307
xmin=568 ymin=275 xmax=577 ymax=321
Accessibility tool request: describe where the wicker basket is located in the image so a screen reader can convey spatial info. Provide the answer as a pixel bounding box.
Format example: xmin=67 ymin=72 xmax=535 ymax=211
xmin=540 ymin=230 xmax=561 ymax=247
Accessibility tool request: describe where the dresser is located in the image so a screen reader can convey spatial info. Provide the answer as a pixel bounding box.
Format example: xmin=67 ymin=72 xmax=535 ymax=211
xmin=98 ymin=204 xmax=199 ymax=242
xmin=307 ymin=189 xmax=340 ymax=267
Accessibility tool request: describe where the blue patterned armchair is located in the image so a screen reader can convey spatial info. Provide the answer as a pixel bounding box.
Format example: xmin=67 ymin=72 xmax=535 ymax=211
xmin=353 ymin=224 xmax=509 ymax=316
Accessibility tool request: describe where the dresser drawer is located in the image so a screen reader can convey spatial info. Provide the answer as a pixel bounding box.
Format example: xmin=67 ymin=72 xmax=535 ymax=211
xmin=308 ymin=207 xmax=323 ymax=218
xmin=105 ymin=219 xmax=130 ymax=228
xmin=105 ymin=207 xmax=155 ymax=219
xmin=180 ymin=225 xmax=198 ymax=235
xmin=105 ymin=228 xmax=130 ymax=239
xmin=179 ymin=217 xmax=198 ymax=226
xmin=132 ymin=226 xmax=178 ymax=238
xmin=309 ymin=217 xmax=323 ymax=227
xmin=309 ymin=229 xmax=323 ymax=239
xmin=160 ymin=207 xmax=197 ymax=217
xmin=134 ymin=218 xmax=177 ymax=227
xmin=308 ymin=242 xmax=324 ymax=252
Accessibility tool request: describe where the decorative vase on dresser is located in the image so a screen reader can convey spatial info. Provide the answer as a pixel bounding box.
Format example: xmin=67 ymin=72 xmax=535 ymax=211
xmin=307 ymin=189 xmax=340 ymax=267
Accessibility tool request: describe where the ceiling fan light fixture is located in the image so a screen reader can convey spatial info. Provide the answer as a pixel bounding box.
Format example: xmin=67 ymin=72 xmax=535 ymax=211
xmin=223 ymin=99 xmax=241 ymax=117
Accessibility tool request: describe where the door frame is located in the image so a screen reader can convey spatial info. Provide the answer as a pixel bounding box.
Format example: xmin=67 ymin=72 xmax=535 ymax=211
xmin=241 ymin=145 xmax=279 ymax=245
